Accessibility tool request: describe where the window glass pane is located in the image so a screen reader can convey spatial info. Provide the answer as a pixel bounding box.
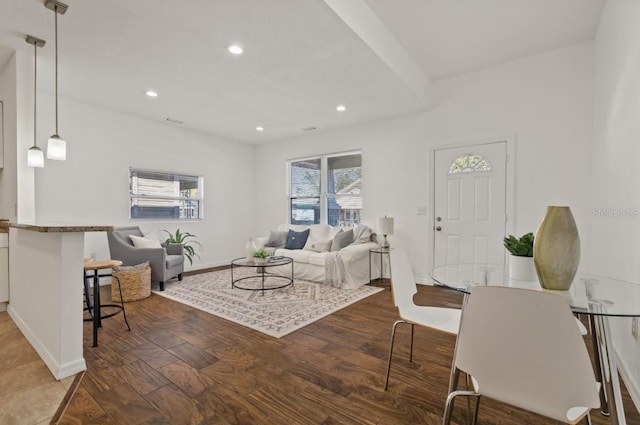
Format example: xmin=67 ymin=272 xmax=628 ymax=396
xmin=288 ymin=152 xmax=362 ymax=226
xmin=330 ymin=195 xmax=362 ymax=227
xmin=290 ymin=159 xmax=321 ymax=196
xmin=290 ymin=197 xmax=320 ymax=225
xmin=327 ymin=154 xmax=362 ymax=195
xmin=129 ymin=168 xmax=203 ymax=220
xmin=448 ymin=153 xmax=492 ymax=174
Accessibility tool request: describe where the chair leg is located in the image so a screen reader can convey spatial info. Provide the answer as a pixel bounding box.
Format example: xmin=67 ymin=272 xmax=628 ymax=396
xmin=159 ymin=281 xmax=165 ymax=291
xmin=409 ymin=323 xmax=415 ymax=363
xmin=442 ymin=390 xmax=480 ymax=425
xmin=178 ymin=273 xmax=183 ymax=281
xmin=384 ymin=319 xmax=407 ymax=390
xmin=83 ymin=272 xmax=93 ymax=319
xmin=112 ymin=275 xmax=131 ymax=331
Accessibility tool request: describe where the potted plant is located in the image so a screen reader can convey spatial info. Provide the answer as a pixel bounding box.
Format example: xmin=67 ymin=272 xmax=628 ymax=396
xmin=503 ymin=232 xmax=536 ymax=280
xmin=252 ymin=249 xmax=269 ymax=264
xmin=163 ymin=229 xmax=202 ymax=265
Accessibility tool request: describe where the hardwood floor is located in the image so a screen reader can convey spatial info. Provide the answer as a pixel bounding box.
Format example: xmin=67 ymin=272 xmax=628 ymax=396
xmin=57 ymin=280 xmax=640 ymax=425
xmin=0 ymin=312 xmax=79 ymax=424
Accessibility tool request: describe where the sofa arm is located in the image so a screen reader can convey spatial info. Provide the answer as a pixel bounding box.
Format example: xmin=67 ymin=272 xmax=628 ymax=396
xmin=338 ymin=241 xmax=378 ymax=263
xmin=165 ymin=243 xmax=184 ymax=256
xmin=255 ymin=237 xmax=268 ymax=249
xmin=112 ymin=244 xmax=166 ymax=267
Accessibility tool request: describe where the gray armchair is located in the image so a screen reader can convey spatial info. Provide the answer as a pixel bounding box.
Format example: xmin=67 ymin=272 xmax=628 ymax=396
xmin=107 ymin=226 xmax=184 ymax=291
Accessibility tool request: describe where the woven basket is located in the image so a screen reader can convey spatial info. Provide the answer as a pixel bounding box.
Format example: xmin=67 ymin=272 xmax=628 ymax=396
xmin=111 ymin=262 xmax=151 ymax=302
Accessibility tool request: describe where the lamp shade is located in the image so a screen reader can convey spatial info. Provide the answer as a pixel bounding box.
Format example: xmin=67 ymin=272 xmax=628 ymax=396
xmin=378 ymin=216 xmax=394 ymax=235
xmin=47 ymin=135 xmax=66 ymax=160
xmin=27 ymin=146 xmax=44 ymax=168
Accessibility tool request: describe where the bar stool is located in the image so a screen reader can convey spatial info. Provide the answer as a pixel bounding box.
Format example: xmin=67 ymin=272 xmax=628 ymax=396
xmin=83 ymin=259 xmax=131 ymax=347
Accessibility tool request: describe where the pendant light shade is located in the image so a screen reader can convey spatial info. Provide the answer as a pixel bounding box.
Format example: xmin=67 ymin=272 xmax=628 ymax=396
xmin=45 ymin=0 xmax=69 ymax=161
xmin=26 ymin=35 xmax=46 ymax=168
xmin=28 ymin=146 xmax=45 ymax=168
xmin=47 ymin=135 xmax=66 ymax=160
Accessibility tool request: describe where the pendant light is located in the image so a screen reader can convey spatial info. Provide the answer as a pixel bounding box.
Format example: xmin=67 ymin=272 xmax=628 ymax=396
xmin=26 ymin=35 xmax=46 ymax=168
xmin=45 ymin=0 xmax=69 ymax=161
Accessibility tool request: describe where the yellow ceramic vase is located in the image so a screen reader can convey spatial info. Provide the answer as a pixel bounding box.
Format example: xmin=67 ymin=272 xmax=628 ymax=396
xmin=533 ymin=206 xmax=580 ymax=290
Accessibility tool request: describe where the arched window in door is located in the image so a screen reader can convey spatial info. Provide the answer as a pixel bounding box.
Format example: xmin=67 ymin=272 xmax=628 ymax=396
xmin=447 ymin=153 xmax=492 ymax=174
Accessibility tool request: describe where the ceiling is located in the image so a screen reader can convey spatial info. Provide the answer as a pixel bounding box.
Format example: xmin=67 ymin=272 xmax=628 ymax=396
xmin=0 ymin=0 xmax=605 ymax=145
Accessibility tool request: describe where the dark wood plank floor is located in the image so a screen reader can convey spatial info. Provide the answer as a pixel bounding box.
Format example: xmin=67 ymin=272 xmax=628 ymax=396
xmin=60 ymin=279 xmax=640 ymax=425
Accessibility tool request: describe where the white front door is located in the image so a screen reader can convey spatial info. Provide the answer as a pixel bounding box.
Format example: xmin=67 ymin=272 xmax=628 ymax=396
xmin=433 ymin=142 xmax=507 ymax=266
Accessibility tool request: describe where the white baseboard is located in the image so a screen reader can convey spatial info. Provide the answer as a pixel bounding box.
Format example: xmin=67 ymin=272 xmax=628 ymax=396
xmin=416 ymin=276 xmax=433 ymax=285
xmin=185 ymin=260 xmax=230 ymax=272
xmin=614 ymin=345 xmax=640 ymax=413
xmin=7 ymin=305 xmax=86 ymax=380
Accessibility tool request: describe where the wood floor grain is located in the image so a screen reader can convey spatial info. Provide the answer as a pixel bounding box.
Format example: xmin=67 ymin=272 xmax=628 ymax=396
xmin=59 ymin=280 xmax=640 ymax=425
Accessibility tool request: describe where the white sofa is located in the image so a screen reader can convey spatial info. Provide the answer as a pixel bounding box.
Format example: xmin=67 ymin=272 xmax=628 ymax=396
xmin=256 ymin=224 xmax=378 ymax=289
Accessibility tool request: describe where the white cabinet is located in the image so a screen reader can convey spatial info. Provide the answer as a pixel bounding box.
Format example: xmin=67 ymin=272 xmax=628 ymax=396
xmin=0 ymin=233 xmax=8 ymax=303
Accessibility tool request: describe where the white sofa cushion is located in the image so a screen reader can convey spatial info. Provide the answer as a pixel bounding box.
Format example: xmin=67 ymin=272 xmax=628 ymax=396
xmin=308 ymin=252 xmax=329 ymax=266
xmin=275 ymin=248 xmax=313 ymax=264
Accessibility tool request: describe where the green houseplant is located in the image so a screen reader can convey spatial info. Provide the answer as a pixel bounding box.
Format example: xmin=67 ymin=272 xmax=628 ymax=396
xmin=252 ymin=249 xmax=269 ymax=264
xmin=503 ymin=232 xmax=534 ymax=257
xmin=503 ymin=232 xmax=535 ymax=280
xmin=163 ymin=229 xmax=202 ymax=265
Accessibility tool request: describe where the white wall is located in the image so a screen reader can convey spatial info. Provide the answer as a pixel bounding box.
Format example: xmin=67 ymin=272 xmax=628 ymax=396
xmin=0 ymin=49 xmax=35 ymax=223
xmin=34 ymin=95 xmax=257 ymax=270
xmin=592 ymin=0 xmax=640 ymax=407
xmin=255 ymin=42 xmax=594 ymax=282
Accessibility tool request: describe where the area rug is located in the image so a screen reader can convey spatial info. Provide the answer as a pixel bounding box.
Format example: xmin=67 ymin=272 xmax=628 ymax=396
xmin=151 ymin=268 xmax=384 ymax=338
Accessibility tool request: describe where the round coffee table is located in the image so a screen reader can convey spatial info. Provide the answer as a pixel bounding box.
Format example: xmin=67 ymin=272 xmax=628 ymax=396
xmin=230 ymin=256 xmax=294 ymax=295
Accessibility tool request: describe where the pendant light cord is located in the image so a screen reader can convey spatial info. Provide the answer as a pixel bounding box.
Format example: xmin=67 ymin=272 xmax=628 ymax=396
xmin=54 ymin=5 xmax=59 ymax=135
xmin=33 ymin=41 xmax=37 ymax=146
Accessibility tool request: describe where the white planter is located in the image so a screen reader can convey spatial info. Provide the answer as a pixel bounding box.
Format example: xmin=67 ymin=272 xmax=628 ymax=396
xmin=509 ymin=255 xmax=536 ymax=281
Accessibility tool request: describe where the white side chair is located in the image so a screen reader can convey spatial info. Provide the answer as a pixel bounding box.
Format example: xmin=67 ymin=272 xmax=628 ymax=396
xmin=385 ymin=249 xmax=461 ymax=390
xmin=443 ymin=286 xmax=600 ymax=425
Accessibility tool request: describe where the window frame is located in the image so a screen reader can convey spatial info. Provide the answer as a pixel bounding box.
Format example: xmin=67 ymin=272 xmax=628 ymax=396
xmin=129 ymin=167 xmax=204 ymax=220
xmin=287 ymin=151 xmax=362 ymax=226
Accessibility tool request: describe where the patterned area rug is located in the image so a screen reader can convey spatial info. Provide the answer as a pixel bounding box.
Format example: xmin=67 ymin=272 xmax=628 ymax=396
xmin=152 ymin=268 xmax=384 ymax=338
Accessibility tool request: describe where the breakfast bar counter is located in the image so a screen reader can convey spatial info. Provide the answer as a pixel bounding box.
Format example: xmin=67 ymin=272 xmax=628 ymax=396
xmin=6 ymin=221 xmax=113 ymax=380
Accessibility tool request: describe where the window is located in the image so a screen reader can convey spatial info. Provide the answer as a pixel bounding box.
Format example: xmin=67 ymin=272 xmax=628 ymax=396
xmin=129 ymin=168 xmax=204 ymax=220
xmin=448 ymin=153 xmax=492 ymax=174
xmin=289 ymin=152 xmax=362 ymax=226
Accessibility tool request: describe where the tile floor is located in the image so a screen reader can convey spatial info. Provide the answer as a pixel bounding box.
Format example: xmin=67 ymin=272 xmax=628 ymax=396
xmin=0 ymin=312 xmax=75 ymax=425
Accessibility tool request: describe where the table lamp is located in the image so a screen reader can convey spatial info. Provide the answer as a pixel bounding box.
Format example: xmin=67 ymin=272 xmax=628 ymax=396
xmin=377 ymin=216 xmax=394 ymax=249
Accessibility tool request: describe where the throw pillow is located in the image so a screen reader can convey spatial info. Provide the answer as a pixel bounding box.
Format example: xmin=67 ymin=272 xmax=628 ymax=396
xmin=352 ymin=225 xmax=373 ymax=244
xmin=331 ymin=229 xmax=354 ymax=251
xmin=285 ymin=229 xmax=310 ymax=250
xmin=264 ymin=230 xmax=288 ymax=248
xmin=129 ymin=234 xmax=162 ymax=249
xmin=304 ymin=237 xmax=332 ymax=253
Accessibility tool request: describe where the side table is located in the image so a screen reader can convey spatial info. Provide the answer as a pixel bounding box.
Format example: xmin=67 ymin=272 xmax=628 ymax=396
xmin=369 ymin=247 xmax=391 ymax=285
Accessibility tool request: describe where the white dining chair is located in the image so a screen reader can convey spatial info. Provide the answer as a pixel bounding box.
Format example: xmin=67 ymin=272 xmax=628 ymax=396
xmin=443 ymin=286 xmax=600 ymax=425
xmin=385 ymin=249 xmax=461 ymax=390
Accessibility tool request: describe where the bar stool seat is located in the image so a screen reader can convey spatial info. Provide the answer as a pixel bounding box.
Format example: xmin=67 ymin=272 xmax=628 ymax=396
xmin=83 ymin=259 xmax=131 ymax=347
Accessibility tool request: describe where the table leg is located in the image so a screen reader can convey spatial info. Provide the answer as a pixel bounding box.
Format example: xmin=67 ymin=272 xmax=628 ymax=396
xmin=592 ymin=314 xmax=626 ymax=424
xmin=589 ymin=315 xmax=610 ymax=416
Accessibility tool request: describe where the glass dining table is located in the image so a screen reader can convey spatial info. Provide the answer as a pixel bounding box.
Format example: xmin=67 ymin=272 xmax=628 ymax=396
xmin=431 ymin=263 xmax=640 ymax=425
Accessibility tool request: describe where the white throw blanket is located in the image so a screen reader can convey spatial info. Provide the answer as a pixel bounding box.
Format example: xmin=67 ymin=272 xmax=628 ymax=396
xmin=325 ymin=251 xmax=346 ymax=288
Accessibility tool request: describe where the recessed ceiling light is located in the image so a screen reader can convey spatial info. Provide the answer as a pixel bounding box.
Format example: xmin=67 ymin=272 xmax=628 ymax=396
xmin=145 ymin=90 xmax=158 ymax=97
xmin=256 ymin=126 xmax=264 ymax=131
xmin=228 ymin=44 xmax=243 ymax=55
xmin=336 ymin=104 xmax=346 ymax=112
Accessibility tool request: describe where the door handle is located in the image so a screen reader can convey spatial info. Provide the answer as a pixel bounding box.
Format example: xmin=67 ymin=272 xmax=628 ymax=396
xmin=435 ymin=226 xmax=442 ymax=231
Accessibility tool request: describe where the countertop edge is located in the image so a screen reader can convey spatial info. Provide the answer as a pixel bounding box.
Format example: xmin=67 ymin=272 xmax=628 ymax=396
xmin=5 ymin=223 xmax=114 ymax=233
